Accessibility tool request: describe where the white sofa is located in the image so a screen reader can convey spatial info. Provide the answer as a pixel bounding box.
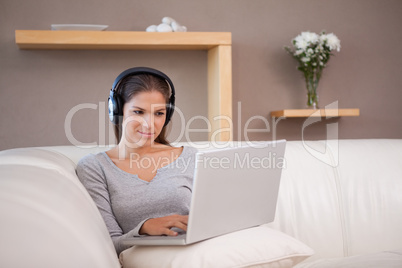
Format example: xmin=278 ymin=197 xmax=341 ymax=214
xmin=1 ymin=139 xmax=401 ymax=268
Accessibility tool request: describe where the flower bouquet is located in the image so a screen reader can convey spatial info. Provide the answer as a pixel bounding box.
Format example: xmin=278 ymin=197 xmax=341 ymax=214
xmin=285 ymin=31 xmax=341 ymax=109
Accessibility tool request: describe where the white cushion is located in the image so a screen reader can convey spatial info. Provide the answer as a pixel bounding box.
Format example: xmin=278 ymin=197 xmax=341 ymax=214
xmin=296 ymin=250 xmax=402 ymax=268
xmin=267 ymin=141 xmax=344 ymax=261
xmin=334 ymin=139 xmax=402 ymax=256
xmin=40 ymin=145 xmax=113 ymax=165
xmin=119 ymin=225 xmax=314 ymax=268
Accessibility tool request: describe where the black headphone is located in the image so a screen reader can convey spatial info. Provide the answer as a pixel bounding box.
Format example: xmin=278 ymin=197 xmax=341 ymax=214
xmin=108 ymin=67 xmax=176 ymax=127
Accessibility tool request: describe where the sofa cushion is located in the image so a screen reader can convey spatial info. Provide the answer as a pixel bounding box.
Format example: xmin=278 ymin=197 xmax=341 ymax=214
xmin=268 ymin=141 xmax=344 ymax=261
xmin=334 ymin=139 xmax=402 ymax=256
xmin=296 ymin=250 xmax=402 ymax=268
xmin=40 ymin=145 xmax=113 ymax=165
xmin=119 ymin=225 xmax=314 ymax=268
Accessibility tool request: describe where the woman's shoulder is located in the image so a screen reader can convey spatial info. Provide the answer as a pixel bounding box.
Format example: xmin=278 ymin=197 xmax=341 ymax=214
xmin=77 ymin=151 xmax=107 ymax=169
xmin=172 ymin=145 xmax=197 ymax=161
xmin=182 ymin=145 xmax=198 ymax=155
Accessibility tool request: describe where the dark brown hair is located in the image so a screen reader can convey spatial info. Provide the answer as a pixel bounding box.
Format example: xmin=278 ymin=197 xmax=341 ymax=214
xmin=113 ymin=73 xmax=171 ymax=145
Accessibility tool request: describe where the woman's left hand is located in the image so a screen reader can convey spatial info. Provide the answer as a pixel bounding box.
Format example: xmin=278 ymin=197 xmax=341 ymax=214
xmin=139 ymin=214 xmax=188 ymax=236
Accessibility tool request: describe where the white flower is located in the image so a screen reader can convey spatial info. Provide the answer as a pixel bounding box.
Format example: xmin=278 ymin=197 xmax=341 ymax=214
xmin=321 ymin=33 xmax=341 ymax=51
xmin=319 ymin=34 xmax=327 ymax=42
xmin=285 ymin=30 xmax=340 ymax=78
xmin=301 ymin=31 xmax=319 ymax=44
xmin=294 ymin=49 xmax=304 ymax=56
xmin=294 ymin=35 xmax=308 ymax=50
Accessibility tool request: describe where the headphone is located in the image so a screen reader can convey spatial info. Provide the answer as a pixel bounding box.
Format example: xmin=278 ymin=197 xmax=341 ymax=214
xmin=108 ymin=67 xmax=176 ymax=127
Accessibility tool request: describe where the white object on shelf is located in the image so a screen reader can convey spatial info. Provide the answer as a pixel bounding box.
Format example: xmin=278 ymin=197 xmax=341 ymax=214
xmin=146 ymin=25 xmax=158 ymax=32
xmin=51 ymin=24 xmax=109 ymax=31
xmin=145 ymin=17 xmax=187 ymax=32
xmin=156 ymin=23 xmax=173 ymax=32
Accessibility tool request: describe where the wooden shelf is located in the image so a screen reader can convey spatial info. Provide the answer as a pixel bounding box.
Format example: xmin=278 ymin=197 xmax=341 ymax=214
xmin=15 ymin=30 xmax=231 ymax=50
xmin=15 ymin=30 xmax=233 ymax=141
xmin=271 ymin=109 xmax=360 ymax=118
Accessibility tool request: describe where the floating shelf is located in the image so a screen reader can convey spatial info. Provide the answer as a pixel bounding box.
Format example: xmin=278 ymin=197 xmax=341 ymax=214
xmin=271 ymin=109 xmax=360 ymax=118
xmin=15 ymin=30 xmax=231 ymax=50
xmin=15 ymin=30 xmax=233 ymax=141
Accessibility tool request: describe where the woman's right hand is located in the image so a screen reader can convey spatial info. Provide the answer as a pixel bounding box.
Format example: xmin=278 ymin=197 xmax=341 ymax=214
xmin=139 ymin=214 xmax=188 ymax=236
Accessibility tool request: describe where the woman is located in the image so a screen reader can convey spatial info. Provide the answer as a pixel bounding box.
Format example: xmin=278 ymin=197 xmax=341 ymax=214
xmin=77 ymin=67 xmax=198 ymax=255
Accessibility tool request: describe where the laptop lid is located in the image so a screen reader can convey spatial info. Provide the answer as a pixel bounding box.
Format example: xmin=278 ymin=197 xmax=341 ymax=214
xmin=185 ymin=140 xmax=286 ymax=244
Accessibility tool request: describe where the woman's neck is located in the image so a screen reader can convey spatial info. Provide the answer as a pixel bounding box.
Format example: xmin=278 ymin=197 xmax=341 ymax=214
xmin=115 ymin=140 xmax=163 ymax=159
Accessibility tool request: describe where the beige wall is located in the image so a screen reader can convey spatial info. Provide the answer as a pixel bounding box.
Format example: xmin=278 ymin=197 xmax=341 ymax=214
xmin=1 ymin=0 xmax=401 ymax=150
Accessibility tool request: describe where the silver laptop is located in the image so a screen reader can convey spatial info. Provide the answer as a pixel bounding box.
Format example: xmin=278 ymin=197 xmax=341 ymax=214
xmin=122 ymin=140 xmax=286 ymax=246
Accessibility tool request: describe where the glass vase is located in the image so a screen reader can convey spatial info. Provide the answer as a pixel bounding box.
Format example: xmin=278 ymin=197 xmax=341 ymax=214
xmin=305 ymin=75 xmax=319 ymax=109
xmin=307 ymin=91 xmax=319 ymax=109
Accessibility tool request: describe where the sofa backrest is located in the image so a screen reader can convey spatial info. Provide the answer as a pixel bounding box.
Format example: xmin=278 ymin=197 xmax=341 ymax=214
xmin=268 ymin=139 xmax=402 ymax=262
xmin=334 ymin=139 xmax=402 ymax=256
xmin=267 ymin=140 xmax=346 ymax=260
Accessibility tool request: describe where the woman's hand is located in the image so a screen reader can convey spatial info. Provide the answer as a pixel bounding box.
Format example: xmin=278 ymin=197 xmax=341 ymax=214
xmin=139 ymin=214 xmax=188 ymax=236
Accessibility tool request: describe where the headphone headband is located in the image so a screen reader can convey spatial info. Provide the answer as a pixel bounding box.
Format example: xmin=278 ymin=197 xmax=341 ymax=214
xmin=108 ymin=67 xmax=176 ymax=126
xmin=112 ymin=67 xmax=175 ymax=95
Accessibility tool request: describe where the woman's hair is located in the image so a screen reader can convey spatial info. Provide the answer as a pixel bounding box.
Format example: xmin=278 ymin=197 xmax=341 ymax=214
xmin=113 ymin=73 xmax=171 ymax=145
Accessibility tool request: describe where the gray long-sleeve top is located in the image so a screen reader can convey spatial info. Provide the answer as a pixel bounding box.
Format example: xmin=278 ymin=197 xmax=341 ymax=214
xmin=76 ymin=146 xmax=198 ymax=254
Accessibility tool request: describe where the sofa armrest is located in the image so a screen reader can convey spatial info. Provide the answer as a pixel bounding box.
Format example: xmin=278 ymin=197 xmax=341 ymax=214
xmin=0 ymin=149 xmax=120 ymax=268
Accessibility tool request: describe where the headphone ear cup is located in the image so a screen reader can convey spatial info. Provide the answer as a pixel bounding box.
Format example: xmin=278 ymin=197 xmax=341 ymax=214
xmin=108 ymin=90 xmax=122 ymax=125
xmin=165 ymin=108 xmax=171 ymax=127
xmin=164 ymin=100 xmax=174 ymax=127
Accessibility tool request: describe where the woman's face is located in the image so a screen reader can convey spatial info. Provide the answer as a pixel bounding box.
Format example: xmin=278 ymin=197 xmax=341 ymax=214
xmin=121 ymin=91 xmax=167 ymax=147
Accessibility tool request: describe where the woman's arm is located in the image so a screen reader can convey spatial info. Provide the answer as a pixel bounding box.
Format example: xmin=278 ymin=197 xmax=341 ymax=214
xmin=76 ymin=155 xmax=144 ymax=254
